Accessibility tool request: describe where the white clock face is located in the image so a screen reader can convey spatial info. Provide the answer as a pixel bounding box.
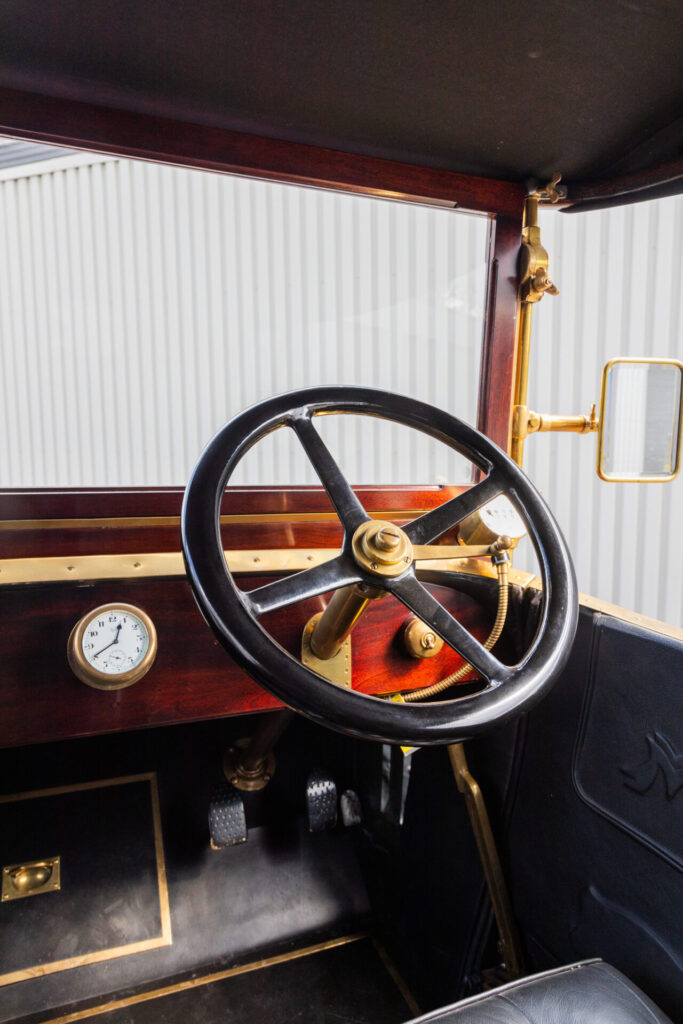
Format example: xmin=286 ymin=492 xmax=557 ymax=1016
xmin=80 ymin=608 xmax=150 ymax=675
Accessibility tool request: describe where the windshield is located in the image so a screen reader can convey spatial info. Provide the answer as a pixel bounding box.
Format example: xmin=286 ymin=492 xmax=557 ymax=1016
xmin=0 ymin=143 xmax=488 ymax=488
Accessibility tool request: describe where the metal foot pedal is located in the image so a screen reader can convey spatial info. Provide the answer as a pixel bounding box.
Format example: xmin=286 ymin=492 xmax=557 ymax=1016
xmin=340 ymin=789 xmax=362 ymax=827
xmin=209 ymin=778 xmax=247 ymax=848
xmin=306 ymin=770 xmax=338 ymax=832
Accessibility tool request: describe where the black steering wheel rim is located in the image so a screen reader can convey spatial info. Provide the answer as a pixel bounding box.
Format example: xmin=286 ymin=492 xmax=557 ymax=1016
xmin=182 ymin=386 xmax=578 ymax=746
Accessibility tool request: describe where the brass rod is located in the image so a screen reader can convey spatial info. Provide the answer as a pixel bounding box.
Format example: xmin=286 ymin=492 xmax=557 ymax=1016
xmin=309 ymin=584 xmax=376 ymax=660
xmin=531 ymin=411 xmax=598 ymax=433
xmin=448 ymin=743 xmax=523 ymax=978
xmin=510 ymin=300 xmax=534 ymax=467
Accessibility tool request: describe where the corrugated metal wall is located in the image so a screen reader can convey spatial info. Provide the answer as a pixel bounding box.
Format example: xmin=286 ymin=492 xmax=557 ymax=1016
xmin=0 ymin=154 xmax=486 ymax=490
xmin=0 ymin=151 xmax=681 ymax=624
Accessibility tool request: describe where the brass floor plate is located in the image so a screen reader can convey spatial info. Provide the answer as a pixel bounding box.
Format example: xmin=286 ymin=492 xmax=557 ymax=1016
xmin=301 ymin=613 xmax=352 ymax=687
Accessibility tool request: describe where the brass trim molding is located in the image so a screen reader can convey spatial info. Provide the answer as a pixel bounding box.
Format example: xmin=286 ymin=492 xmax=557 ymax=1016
xmin=37 ymin=934 xmax=367 ymax=1024
xmin=0 ymin=548 xmax=499 ymax=586
xmin=2 ymin=547 xmax=679 ymax=644
xmin=0 ymin=773 xmax=172 ymax=988
xmin=0 ymin=549 xmax=338 ymax=584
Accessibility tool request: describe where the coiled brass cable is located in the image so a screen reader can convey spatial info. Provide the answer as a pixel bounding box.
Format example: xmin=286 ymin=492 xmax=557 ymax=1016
xmin=402 ymin=560 xmax=509 ymax=701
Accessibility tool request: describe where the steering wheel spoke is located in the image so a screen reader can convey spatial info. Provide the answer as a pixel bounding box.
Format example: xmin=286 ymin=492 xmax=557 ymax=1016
xmin=392 ymin=574 xmax=511 ymax=684
xmin=404 ymin=472 xmax=503 ymax=545
xmin=245 ymin=554 xmax=360 ymax=617
xmin=290 ymin=413 xmax=370 ymax=537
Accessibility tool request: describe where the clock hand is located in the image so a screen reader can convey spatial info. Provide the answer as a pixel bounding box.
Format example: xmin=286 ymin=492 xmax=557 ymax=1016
xmin=92 ymin=624 xmax=122 ymax=659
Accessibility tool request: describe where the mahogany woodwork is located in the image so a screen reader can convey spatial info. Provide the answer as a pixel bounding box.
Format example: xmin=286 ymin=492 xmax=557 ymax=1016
xmin=0 ymin=575 xmax=487 ymax=750
xmin=476 ymin=215 xmax=522 ymax=453
xmin=0 ymin=486 xmax=463 ymax=558
xmin=0 ymin=485 xmax=451 ymax=520
xmin=0 ymin=86 xmax=525 ymax=218
xmin=0 ymin=486 xmax=494 ymax=748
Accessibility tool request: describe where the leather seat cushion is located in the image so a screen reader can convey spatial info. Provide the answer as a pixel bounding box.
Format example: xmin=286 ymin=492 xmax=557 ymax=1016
xmin=405 ymin=960 xmax=673 ymax=1023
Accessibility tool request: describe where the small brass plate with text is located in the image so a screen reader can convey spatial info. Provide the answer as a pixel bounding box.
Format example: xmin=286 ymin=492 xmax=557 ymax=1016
xmin=302 ymin=613 xmax=352 ymax=688
xmin=2 ymin=857 xmax=61 ymax=902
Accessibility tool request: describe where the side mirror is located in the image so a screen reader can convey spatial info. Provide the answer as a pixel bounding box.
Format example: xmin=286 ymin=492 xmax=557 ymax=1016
xmin=597 ymin=358 xmax=683 ymax=482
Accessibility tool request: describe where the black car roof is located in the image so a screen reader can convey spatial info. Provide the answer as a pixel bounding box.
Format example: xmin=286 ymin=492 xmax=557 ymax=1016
xmin=1 ymin=1 xmax=681 ymax=209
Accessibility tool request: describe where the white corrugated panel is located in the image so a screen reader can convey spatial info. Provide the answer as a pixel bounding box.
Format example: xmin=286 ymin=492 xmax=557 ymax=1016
xmin=522 ymin=197 xmax=683 ymax=625
xmin=0 ymin=156 xmax=487 ymax=490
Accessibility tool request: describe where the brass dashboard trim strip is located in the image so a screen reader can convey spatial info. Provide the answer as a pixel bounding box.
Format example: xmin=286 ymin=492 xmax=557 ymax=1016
xmin=0 ymin=550 xmax=499 ymax=585
xmin=0 ymin=773 xmax=172 ymax=988
xmin=1 ymin=550 xmax=679 ymax=643
xmin=0 ymin=510 xmax=428 ymax=531
xmin=0 ymin=550 xmax=340 ymax=584
xmin=38 ymin=933 xmax=367 ymax=1024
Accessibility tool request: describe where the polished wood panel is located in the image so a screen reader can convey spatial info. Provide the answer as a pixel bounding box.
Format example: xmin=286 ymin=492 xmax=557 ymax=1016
xmin=0 ymin=485 xmax=493 ymax=747
xmin=0 ymin=87 xmax=525 ymax=218
xmin=0 ymin=486 xmax=464 ymax=558
xmin=0 ymin=485 xmax=455 ymax=521
xmin=0 ymin=575 xmax=487 ymax=749
xmin=476 ymin=214 xmax=522 ymax=453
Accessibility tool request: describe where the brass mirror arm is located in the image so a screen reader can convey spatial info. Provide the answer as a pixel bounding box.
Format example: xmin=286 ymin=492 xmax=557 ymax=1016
xmin=512 ymin=403 xmax=599 ymax=442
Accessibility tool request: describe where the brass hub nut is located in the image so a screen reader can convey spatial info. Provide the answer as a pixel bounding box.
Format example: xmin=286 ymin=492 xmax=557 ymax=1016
xmin=352 ymin=520 xmax=414 ymax=578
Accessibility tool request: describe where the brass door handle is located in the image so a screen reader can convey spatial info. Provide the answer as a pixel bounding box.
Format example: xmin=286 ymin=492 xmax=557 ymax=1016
xmin=2 ymin=857 xmax=61 ymax=901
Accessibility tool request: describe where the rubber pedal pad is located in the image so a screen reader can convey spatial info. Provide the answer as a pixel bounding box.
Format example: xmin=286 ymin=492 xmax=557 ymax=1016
xmin=209 ymin=777 xmax=247 ymax=848
xmin=306 ymin=770 xmax=338 ymax=832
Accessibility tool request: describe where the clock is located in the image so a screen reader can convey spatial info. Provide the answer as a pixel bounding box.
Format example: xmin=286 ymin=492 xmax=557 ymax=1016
xmin=67 ymin=603 xmax=157 ymax=690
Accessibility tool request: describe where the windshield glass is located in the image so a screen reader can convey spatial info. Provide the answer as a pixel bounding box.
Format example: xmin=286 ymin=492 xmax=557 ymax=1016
xmin=0 ymin=142 xmax=488 ymax=487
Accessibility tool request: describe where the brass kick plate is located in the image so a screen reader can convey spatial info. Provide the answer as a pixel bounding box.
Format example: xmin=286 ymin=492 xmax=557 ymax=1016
xmin=302 ymin=613 xmax=352 ymax=688
xmin=2 ymin=857 xmax=61 ymax=902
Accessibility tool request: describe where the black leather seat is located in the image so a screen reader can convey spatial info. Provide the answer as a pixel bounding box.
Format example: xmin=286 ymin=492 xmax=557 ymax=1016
xmin=405 ymin=960 xmax=673 ymax=1023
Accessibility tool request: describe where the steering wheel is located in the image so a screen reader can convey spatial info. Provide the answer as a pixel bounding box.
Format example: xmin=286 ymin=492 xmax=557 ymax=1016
xmin=182 ymin=387 xmax=577 ymax=746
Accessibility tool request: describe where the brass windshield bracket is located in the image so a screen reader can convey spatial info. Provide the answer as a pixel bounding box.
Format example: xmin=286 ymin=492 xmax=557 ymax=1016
xmin=511 ymin=188 xmax=562 ymax=466
xmin=535 ymin=171 xmax=566 ymax=205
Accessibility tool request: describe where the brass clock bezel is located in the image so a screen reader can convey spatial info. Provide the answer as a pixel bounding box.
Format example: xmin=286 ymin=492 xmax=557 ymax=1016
xmin=67 ymin=603 xmax=158 ymax=691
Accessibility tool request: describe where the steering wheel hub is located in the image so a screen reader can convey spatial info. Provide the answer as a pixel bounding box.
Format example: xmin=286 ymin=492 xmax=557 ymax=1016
xmin=352 ymin=520 xmax=414 ymax=577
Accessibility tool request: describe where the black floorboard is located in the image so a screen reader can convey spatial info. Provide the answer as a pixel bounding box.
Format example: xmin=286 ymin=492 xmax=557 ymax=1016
xmin=51 ymin=939 xmax=415 ymax=1024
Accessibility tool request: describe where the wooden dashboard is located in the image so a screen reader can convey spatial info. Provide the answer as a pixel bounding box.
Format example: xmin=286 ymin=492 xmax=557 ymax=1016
xmin=0 ymin=486 xmax=493 ymax=748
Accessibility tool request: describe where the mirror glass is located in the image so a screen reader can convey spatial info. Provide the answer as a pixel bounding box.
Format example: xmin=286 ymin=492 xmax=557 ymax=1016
xmin=598 ymin=359 xmax=683 ymax=481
